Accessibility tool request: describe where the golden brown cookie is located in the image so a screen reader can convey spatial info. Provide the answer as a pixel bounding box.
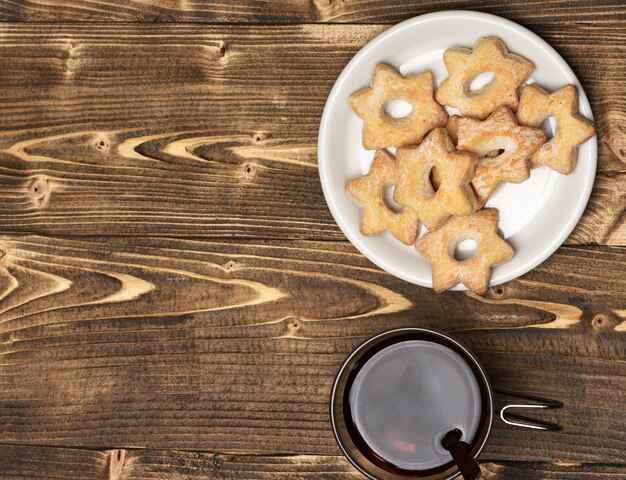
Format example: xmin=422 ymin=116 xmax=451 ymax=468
xmin=455 ymin=106 xmax=546 ymax=206
xmin=435 ymin=37 xmax=534 ymax=119
xmin=349 ymin=63 xmax=448 ymax=150
xmin=415 ymin=208 xmax=514 ymax=294
xmin=395 ymin=128 xmax=477 ymax=230
xmin=516 ymin=84 xmax=596 ymax=174
xmin=345 ymin=149 xmax=419 ymax=245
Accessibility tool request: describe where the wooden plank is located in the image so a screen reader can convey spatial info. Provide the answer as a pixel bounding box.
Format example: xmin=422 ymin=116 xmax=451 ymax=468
xmin=0 ymin=23 xmax=623 ymax=243
xmin=0 ymin=445 xmax=109 ymax=479
xmin=0 ymin=446 xmax=625 ymax=480
xmin=0 ymin=235 xmax=624 ymax=462
xmin=0 ymin=0 xmax=623 ymax=24
xmin=0 ymin=129 xmax=622 ymax=243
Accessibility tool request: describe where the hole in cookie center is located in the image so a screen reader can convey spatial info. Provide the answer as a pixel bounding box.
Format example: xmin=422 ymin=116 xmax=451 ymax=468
xmin=429 ymin=166 xmax=440 ymax=192
xmin=454 ymin=239 xmax=477 ymax=261
xmin=540 ymin=116 xmax=557 ymax=140
xmin=485 ymin=148 xmax=505 ymax=158
xmin=383 ymin=98 xmax=413 ymax=119
xmin=383 ymin=184 xmax=403 ymax=213
xmin=468 ymin=71 xmax=496 ymax=93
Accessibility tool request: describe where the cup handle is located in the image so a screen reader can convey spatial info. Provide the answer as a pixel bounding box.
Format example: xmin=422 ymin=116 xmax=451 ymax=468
xmin=494 ymin=389 xmax=563 ymax=431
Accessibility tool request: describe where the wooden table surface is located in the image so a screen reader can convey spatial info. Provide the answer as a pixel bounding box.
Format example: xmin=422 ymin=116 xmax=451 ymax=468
xmin=0 ymin=1 xmax=624 ymax=479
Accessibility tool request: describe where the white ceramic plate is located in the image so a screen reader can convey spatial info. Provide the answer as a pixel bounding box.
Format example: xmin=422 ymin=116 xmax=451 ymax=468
xmin=318 ymin=10 xmax=596 ymax=290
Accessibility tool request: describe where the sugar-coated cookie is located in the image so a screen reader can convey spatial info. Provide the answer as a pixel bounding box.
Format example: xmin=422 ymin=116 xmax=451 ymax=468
xmin=345 ymin=149 xmax=419 ymax=245
xmin=435 ymin=37 xmax=534 ymax=119
xmin=395 ymin=128 xmax=477 ymax=230
xmin=415 ymin=208 xmax=514 ymax=294
xmin=516 ymin=84 xmax=596 ymax=174
xmin=349 ymin=63 xmax=448 ymax=150
xmin=454 ymin=106 xmax=546 ymax=206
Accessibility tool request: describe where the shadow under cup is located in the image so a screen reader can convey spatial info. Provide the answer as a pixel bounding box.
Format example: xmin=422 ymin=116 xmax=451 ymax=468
xmin=330 ymin=328 xmax=493 ymax=480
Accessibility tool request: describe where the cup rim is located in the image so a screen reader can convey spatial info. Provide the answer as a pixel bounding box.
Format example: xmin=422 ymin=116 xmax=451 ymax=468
xmin=329 ymin=327 xmax=494 ymax=480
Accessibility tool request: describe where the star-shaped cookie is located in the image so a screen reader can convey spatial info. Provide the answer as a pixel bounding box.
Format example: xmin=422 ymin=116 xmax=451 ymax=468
xmin=516 ymin=84 xmax=596 ymax=174
xmin=345 ymin=149 xmax=419 ymax=245
xmin=435 ymin=37 xmax=534 ymax=119
xmin=349 ymin=63 xmax=448 ymax=150
xmin=452 ymin=106 xmax=546 ymax=206
xmin=415 ymin=209 xmax=514 ymax=294
xmin=395 ymin=128 xmax=477 ymax=230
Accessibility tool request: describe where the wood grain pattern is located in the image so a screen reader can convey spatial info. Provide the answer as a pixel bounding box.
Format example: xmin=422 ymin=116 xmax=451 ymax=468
xmin=0 ymin=235 xmax=624 ymax=462
xmin=0 ymin=23 xmax=623 ymax=243
xmin=0 ymin=0 xmax=623 ymax=24
xmin=0 ymin=3 xmax=624 ymax=478
xmin=1 ymin=445 xmax=625 ymax=480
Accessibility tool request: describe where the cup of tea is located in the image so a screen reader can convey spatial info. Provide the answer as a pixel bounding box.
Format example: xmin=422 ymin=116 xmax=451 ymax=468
xmin=330 ymin=328 xmax=562 ymax=480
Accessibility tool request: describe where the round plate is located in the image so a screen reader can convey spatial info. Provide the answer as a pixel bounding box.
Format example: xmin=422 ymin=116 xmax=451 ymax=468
xmin=318 ymin=10 xmax=596 ymax=290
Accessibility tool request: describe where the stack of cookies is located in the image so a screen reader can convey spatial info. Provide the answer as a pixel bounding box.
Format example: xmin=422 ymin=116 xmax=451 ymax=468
xmin=346 ymin=37 xmax=595 ymax=294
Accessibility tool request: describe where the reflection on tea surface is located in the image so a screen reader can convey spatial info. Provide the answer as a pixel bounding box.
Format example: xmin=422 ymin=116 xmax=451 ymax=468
xmin=348 ymin=341 xmax=482 ymax=471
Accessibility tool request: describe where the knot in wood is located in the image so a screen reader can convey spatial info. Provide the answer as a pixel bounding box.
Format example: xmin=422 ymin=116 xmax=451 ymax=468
xmin=29 ymin=175 xmax=50 ymax=204
xmin=252 ymin=132 xmax=269 ymax=143
xmin=491 ymin=285 xmax=505 ymax=296
xmin=109 ymin=449 xmax=126 ymax=480
xmin=591 ymin=313 xmax=614 ymax=331
xmin=95 ymin=133 xmax=111 ymax=150
xmin=243 ymin=163 xmax=256 ymax=177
